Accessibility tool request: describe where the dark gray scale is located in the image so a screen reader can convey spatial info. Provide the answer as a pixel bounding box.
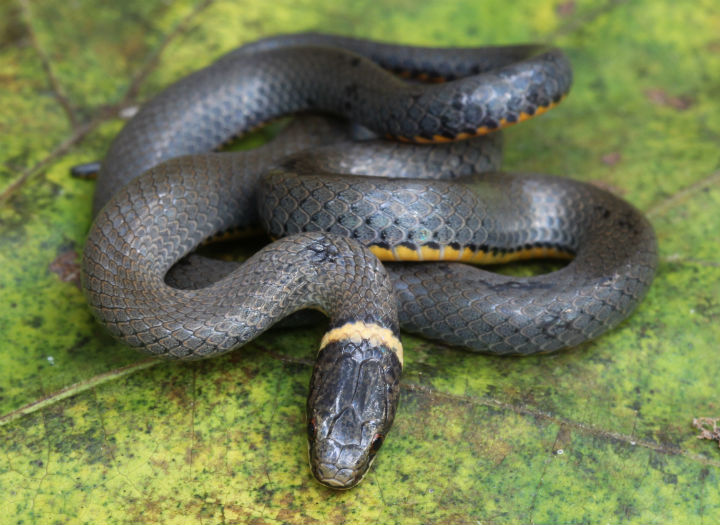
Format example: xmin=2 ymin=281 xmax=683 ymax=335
xmin=92 ymin=36 xmax=571 ymax=215
xmin=387 ymin=173 xmax=657 ymax=354
xmin=257 ymin=139 xmax=501 ymax=248
xmin=257 ymin=146 xmax=657 ymax=355
xmin=233 ymin=32 xmax=546 ymax=80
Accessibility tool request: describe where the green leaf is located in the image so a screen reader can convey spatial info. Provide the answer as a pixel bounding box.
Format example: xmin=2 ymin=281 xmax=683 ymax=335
xmin=1 ymin=0 xmax=719 ymax=523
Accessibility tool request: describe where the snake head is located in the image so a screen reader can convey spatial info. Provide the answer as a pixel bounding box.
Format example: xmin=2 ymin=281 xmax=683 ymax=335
xmin=306 ymin=327 xmax=402 ymax=489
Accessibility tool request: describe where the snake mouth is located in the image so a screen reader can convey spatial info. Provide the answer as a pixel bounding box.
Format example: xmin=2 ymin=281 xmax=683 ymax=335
xmin=310 ymin=456 xmax=373 ymax=490
xmin=307 ymin=424 xmax=376 ymax=490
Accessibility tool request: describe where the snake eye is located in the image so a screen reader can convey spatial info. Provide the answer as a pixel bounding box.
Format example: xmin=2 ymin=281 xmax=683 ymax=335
xmin=307 ymin=418 xmax=316 ymax=439
xmin=369 ymin=434 xmax=384 ymax=455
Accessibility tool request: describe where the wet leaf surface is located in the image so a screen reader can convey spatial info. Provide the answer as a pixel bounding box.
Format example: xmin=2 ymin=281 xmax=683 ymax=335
xmin=1 ymin=0 xmax=719 ymax=523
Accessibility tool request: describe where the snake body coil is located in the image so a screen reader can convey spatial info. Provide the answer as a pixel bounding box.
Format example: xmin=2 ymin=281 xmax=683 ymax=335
xmin=82 ymin=34 xmax=657 ymax=489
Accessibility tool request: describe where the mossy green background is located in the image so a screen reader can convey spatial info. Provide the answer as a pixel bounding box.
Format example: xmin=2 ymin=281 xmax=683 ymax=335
xmin=1 ymin=0 xmax=719 ymax=523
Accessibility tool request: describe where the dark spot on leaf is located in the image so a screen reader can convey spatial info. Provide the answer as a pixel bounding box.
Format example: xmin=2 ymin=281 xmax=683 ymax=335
xmin=645 ymin=88 xmax=694 ymax=110
xmin=556 ymin=1 xmax=576 ymax=16
xmin=0 ymin=4 xmax=28 ymax=46
xmin=664 ymin=473 xmax=678 ymax=484
xmin=601 ymin=152 xmax=622 ymax=166
xmin=706 ymin=40 xmax=720 ymax=53
xmin=49 ymin=249 xmax=82 ymax=289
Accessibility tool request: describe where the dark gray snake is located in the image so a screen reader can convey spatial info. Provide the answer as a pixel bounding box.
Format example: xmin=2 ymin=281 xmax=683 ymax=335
xmin=81 ymin=33 xmax=658 ymax=489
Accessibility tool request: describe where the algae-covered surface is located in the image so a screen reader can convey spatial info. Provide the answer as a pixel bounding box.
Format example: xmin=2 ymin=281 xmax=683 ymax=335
xmin=1 ymin=0 xmax=719 ymax=523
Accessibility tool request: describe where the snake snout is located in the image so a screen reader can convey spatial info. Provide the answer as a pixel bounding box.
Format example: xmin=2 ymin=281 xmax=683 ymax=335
xmin=309 ymin=430 xmax=388 ymax=488
xmin=308 ymin=437 xmax=371 ymax=489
